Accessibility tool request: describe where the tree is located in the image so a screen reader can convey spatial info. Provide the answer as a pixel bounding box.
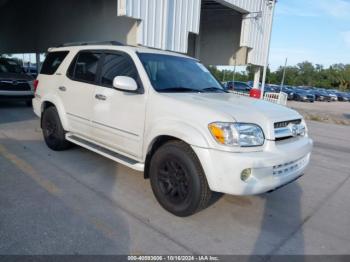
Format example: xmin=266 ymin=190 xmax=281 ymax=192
xmin=208 ymin=61 xmax=350 ymax=91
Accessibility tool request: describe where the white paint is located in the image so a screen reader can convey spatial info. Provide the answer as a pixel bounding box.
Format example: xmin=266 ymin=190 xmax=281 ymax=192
xmin=33 ymin=44 xmax=313 ymax=197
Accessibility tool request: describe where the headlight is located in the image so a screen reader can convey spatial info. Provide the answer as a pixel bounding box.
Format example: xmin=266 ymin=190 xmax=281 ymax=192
xmin=208 ymin=122 xmax=265 ymax=147
xmin=300 ymin=120 xmax=308 ymax=137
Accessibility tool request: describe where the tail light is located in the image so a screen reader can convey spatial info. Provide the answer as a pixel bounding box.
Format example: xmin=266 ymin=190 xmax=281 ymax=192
xmin=33 ymin=79 xmax=39 ymax=93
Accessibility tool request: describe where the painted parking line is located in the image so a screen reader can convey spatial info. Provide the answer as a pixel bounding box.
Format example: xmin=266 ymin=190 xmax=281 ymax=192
xmin=0 ymin=143 xmax=191 ymax=254
xmin=0 ymin=144 xmax=60 ymax=195
xmin=0 ymin=144 xmax=120 ymax=242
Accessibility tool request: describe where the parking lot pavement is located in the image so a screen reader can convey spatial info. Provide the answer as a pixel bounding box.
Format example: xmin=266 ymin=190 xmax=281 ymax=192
xmin=1 ymin=102 xmax=350 ymax=255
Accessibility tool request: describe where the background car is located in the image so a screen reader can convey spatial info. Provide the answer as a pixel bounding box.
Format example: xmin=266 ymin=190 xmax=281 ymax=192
xmin=226 ymin=81 xmax=251 ymax=92
xmin=312 ymin=89 xmax=332 ymax=102
xmin=0 ymin=57 xmax=34 ymax=106
xmin=281 ymin=86 xmax=295 ymax=100
xmin=334 ymin=91 xmax=349 ymax=102
xmin=293 ymin=89 xmax=315 ymax=102
xmin=325 ymin=90 xmax=338 ymax=101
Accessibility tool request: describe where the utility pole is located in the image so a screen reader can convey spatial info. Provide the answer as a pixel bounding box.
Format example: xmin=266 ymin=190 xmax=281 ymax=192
xmin=280 ymin=57 xmax=288 ymax=91
xmin=260 ymin=0 xmax=276 ymax=98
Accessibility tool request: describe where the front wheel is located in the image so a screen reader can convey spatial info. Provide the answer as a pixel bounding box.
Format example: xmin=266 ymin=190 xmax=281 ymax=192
xmin=42 ymin=107 xmax=71 ymax=151
xmin=149 ymin=141 xmax=212 ymax=217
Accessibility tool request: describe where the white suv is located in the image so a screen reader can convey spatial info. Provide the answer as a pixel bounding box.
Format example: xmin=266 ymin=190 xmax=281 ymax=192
xmin=33 ymin=42 xmax=313 ymax=216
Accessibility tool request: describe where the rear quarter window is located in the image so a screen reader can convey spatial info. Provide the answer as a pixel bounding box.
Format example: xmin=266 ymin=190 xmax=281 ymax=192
xmin=40 ymin=51 xmax=69 ymax=75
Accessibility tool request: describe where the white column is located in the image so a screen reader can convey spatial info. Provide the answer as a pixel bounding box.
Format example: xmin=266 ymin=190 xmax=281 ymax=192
xmin=260 ymin=0 xmax=276 ymax=98
xmin=253 ymin=67 xmax=261 ymax=89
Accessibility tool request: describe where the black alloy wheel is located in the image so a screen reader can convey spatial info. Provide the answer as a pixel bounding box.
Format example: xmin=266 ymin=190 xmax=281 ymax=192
xmin=42 ymin=107 xmax=71 ymax=151
xmin=149 ymin=141 xmax=212 ymax=217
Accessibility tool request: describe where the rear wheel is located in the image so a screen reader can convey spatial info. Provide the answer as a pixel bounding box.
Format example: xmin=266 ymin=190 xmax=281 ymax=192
xmin=42 ymin=107 xmax=71 ymax=151
xmin=149 ymin=141 xmax=212 ymax=217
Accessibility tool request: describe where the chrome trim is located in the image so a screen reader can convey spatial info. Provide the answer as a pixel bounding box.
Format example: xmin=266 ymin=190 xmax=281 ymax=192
xmin=274 ymin=127 xmax=293 ymax=139
xmin=274 ymin=123 xmax=306 ymax=139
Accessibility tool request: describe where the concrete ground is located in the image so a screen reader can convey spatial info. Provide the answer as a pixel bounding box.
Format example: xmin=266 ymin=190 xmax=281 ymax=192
xmin=1 ymin=101 xmax=350 ymax=255
xmin=288 ymin=101 xmax=350 ymax=125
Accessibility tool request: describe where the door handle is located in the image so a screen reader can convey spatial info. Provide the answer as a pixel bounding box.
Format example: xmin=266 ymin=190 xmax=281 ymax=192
xmin=95 ymin=94 xmax=107 ymax=101
xmin=58 ymin=86 xmax=66 ymax=92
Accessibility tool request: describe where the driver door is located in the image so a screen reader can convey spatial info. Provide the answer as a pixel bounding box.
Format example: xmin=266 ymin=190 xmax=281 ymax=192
xmin=91 ymin=51 xmax=146 ymax=159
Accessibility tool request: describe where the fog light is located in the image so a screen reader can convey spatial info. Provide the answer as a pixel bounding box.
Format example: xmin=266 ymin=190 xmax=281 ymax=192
xmin=241 ymin=168 xmax=252 ymax=182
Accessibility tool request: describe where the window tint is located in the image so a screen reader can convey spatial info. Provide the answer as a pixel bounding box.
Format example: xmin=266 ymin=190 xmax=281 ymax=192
xmin=101 ymin=53 xmax=138 ymax=87
xmin=41 ymin=51 xmax=69 ymax=75
xmin=73 ymin=52 xmax=101 ymax=83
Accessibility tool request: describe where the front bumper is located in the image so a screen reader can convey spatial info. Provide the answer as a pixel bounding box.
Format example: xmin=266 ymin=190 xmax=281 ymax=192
xmin=0 ymin=90 xmax=34 ymax=100
xmin=192 ymin=137 xmax=313 ymax=195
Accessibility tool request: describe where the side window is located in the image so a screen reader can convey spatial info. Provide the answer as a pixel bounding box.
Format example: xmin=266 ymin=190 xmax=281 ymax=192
xmin=69 ymin=52 xmax=101 ymax=83
xmin=40 ymin=51 xmax=69 ymax=75
xmin=100 ymin=53 xmax=138 ymax=87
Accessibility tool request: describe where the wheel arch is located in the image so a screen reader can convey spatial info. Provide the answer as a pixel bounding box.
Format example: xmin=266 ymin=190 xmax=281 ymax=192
xmin=144 ymin=135 xmax=183 ymax=179
xmin=40 ymin=96 xmax=68 ymax=130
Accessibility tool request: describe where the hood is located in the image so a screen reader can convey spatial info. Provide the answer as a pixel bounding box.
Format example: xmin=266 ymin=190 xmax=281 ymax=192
xmin=0 ymin=72 xmax=33 ymax=81
xmin=163 ymin=93 xmax=302 ymax=140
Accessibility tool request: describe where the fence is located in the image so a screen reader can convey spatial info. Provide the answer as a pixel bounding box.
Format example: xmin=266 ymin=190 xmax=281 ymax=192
xmin=228 ymin=91 xmax=288 ymax=106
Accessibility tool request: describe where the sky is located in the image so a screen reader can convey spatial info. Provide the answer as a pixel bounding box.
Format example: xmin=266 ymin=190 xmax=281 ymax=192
xmin=269 ymin=0 xmax=350 ymax=70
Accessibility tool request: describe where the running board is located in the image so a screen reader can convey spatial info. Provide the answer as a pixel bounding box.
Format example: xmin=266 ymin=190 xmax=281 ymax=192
xmin=66 ymin=133 xmax=144 ymax=172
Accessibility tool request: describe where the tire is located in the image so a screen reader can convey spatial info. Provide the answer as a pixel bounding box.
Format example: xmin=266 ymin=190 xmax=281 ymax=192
xmin=42 ymin=107 xmax=71 ymax=151
xmin=25 ymin=100 xmax=32 ymax=107
xmin=149 ymin=141 xmax=212 ymax=217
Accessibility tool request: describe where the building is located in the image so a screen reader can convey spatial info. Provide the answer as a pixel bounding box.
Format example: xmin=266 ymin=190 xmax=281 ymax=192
xmin=0 ymin=0 xmax=275 ymax=85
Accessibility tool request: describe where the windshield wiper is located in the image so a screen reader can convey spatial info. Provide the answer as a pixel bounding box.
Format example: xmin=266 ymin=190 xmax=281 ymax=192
xmin=202 ymin=87 xmax=227 ymax=93
xmin=158 ymin=87 xmax=202 ymax=93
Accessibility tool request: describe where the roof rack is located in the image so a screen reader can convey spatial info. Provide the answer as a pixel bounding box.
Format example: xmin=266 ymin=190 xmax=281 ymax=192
xmin=57 ymin=41 xmax=125 ymax=48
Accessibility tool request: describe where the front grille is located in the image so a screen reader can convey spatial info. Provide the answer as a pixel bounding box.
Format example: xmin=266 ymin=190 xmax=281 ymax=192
xmin=0 ymin=80 xmax=31 ymax=91
xmin=273 ymin=155 xmax=309 ymax=177
xmin=275 ymin=136 xmax=293 ymax=141
xmin=274 ymin=119 xmax=301 ymax=129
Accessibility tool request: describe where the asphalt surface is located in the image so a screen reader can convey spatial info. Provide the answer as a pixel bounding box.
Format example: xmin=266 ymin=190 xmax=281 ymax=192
xmin=1 ymin=101 xmax=350 ymax=255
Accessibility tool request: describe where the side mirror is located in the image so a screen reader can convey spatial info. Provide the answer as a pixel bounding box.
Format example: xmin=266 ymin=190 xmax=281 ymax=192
xmin=113 ymin=76 xmax=138 ymax=92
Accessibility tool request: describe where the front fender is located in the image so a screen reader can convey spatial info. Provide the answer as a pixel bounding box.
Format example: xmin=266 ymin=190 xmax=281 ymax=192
xmin=144 ymin=119 xmax=210 ymax=158
xmin=40 ymin=93 xmax=69 ymax=130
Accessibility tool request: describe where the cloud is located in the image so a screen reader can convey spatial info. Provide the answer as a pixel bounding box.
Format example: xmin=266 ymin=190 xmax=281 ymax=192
xmin=341 ymin=31 xmax=350 ymax=47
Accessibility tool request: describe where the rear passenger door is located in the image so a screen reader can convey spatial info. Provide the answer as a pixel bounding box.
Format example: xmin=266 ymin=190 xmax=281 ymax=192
xmin=91 ymin=51 xmax=146 ymax=159
xmin=62 ymin=51 xmax=102 ymax=138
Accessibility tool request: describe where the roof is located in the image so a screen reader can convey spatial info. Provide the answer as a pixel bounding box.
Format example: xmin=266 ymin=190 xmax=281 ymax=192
xmin=48 ymin=44 xmax=194 ymax=59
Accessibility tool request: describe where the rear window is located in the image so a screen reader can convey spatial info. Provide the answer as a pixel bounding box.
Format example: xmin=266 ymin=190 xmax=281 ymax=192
xmin=40 ymin=51 xmax=69 ymax=75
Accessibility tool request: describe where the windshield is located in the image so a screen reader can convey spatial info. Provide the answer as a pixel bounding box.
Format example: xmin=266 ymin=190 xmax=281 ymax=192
xmin=0 ymin=59 xmax=24 ymax=74
xmin=138 ymin=53 xmax=225 ymax=93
